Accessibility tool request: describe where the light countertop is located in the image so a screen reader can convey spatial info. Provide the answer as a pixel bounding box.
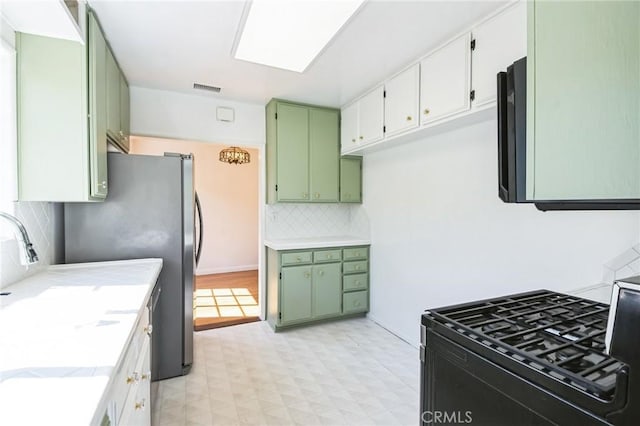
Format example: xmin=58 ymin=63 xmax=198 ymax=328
xmin=264 ymin=236 xmax=371 ymax=250
xmin=0 ymin=258 xmax=163 ymax=426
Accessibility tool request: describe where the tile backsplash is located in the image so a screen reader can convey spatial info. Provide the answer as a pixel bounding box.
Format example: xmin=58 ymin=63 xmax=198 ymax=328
xmin=265 ymin=203 xmax=370 ymax=240
xmin=0 ymin=202 xmax=57 ymax=288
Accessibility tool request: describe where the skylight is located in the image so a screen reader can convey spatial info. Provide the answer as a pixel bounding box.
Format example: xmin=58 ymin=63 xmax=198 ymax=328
xmin=233 ymin=0 xmax=365 ymax=73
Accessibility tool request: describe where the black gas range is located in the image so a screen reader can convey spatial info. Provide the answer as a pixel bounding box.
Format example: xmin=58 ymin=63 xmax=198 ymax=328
xmin=420 ymin=285 xmax=639 ymax=425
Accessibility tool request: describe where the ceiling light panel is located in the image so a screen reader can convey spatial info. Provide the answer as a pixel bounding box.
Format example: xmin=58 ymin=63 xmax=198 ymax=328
xmin=234 ymin=0 xmax=365 ymax=73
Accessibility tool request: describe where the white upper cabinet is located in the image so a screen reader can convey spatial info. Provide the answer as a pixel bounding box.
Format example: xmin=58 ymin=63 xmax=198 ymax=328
xmin=471 ymin=1 xmax=526 ymax=107
xmin=384 ymin=64 xmax=420 ymax=137
xmin=342 ymin=85 xmax=384 ymax=154
xmin=340 ymin=101 xmax=358 ymax=152
xmin=420 ymin=33 xmax=471 ymax=125
xmin=358 ymin=85 xmax=385 ymax=145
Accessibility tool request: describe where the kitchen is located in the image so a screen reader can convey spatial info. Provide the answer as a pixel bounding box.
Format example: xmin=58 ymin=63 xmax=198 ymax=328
xmin=0 ymin=0 xmax=639 ymax=425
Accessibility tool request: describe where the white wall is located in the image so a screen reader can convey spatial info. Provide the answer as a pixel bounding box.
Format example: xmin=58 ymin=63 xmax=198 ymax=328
xmin=130 ymin=86 xmax=265 ymax=147
xmin=363 ymin=119 xmax=640 ymax=345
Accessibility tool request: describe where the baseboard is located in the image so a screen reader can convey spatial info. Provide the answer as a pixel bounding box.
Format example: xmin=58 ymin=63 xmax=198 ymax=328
xmin=366 ymin=313 xmax=419 ymax=348
xmin=196 ymin=264 xmax=258 ymax=275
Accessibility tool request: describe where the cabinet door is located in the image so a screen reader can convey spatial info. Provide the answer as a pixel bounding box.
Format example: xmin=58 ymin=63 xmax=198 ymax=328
xmin=106 ymin=47 xmax=121 ymax=143
xmin=471 ymin=1 xmax=526 ymax=107
xmin=340 ymin=156 xmax=362 ymax=203
xmin=88 ymin=13 xmax=108 ymax=199
xmin=340 ymin=102 xmax=358 ymax=153
xmin=280 ymin=266 xmax=313 ymax=324
xmin=358 ymin=85 xmax=384 ymax=145
xmin=384 ymin=64 xmax=419 ymax=137
xmin=119 ymin=73 xmax=130 ymax=152
xmin=312 ymin=263 xmax=342 ymax=319
xmin=276 ymin=103 xmax=309 ymax=201
xmin=528 ymin=1 xmax=640 ymax=200
xmin=420 ymin=33 xmax=471 ymax=125
xmin=309 ymin=108 xmax=339 ymax=202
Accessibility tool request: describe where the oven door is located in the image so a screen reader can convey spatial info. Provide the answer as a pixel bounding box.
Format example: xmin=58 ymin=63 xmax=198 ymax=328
xmin=421 ymin=329 xmax=608 ymax=426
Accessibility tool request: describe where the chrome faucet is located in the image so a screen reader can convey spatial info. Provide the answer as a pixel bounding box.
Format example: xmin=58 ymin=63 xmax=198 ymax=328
xmin=0 ymin=212 xmax=39 ymax=265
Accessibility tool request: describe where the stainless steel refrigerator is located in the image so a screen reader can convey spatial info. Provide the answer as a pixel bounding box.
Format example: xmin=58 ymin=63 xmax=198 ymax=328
xmin=64 ymin=152 xmax=202 ymax=380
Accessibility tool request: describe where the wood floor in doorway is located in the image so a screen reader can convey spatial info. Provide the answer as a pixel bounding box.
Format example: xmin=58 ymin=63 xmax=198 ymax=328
xmin=194 ymin=270 xmax=259 ymax=331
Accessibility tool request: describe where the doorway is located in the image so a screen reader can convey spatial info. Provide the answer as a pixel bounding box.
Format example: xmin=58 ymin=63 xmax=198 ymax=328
xmin=129 ymin=136 xmax=260 ymax=330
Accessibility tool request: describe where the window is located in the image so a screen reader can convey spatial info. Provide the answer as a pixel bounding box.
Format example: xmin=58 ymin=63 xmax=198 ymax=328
xmin=1 ymin=38 xmax=17 ymax=238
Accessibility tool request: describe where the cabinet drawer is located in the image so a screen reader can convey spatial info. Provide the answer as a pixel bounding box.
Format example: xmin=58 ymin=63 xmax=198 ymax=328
xmin=281 ymin=251 xmax=312 ymax=266
xmin=343 ymin=247 xmax=368 ymax=261
xmin=343 ymin=291 xmax=368 ymax=314
xmin=343 ymin=260 xmax=368 ymax=274
xmin=313 ymin=249 xmax=342 ymax=263
xmin=343 ymin=273 xmax=368 ymax=292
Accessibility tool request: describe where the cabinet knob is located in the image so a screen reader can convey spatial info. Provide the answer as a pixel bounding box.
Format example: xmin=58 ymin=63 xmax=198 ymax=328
xmin=355 ymin=281 xmax=361 ymax=286
xmin=355 ymin=265 xmax=361 ymax=270
xmin=354 ymin=300 xmax=361 ymax=307
xmin=359 ymin=136 xmax=364 ymax=140
xmin=302 ymin=192 xmax=308 ymax=199
xmin=141 ymin=371 xmax=151 ymax=381
xmin=319 ymin=270 xmax=324 ymax=276
xmin=304 ymin=271 xmax=311 ymax=278
xmin=327 ymin=254 xmax=332 ymax=259
xmin=351 ymin=138 xmax=356 ymax=143
xmin=99 ymin=181 xmax=107 ymax=189
xmin=144 ymin=324 xmax=153 ymax=336
xmin=296 ymin=256 xmax=301 ymax=262
xmin=314 ymin=193 xmax=320 ymax=199
xmin=406 ymin=116 xmax=412 ymax=121
xmin=119 ymin=130 xmax=124 ymax=137
xmin=424 ymin=108 xmax=430 ymax=115
xmin=134 ymin=399 xmax=146 ymax=411
xmin=126 ymin=372 xmax=140 ymax=384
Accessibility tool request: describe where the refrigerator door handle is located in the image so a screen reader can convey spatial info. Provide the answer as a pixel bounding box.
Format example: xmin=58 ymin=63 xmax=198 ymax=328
xmin=195 ymin=191 xmax=203 ymax=267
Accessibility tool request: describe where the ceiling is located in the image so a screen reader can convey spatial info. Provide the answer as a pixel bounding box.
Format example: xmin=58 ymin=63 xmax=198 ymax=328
xmin=89 ymin=0 xmax=506 ymax=108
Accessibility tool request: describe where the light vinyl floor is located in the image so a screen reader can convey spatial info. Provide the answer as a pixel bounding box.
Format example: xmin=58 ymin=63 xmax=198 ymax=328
xmin=152 ymin=318 xmax=419 ymax=426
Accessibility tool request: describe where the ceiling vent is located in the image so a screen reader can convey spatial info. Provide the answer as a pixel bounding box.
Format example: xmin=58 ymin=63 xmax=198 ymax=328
xmin=193 ymin=83 xmax=221 ymax=93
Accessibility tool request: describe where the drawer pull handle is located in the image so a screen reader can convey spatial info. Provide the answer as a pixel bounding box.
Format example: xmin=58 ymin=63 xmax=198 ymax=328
xmin=327 ymin=254 xmax=332 ymax=259
xmin=135 ymin=399 xmax=146 ymax=411
xmin=296 ymin=256 xmax=301 ymax=262
xmin=144 ymin=324 xmax=153 ymax=336
xmin=126 ymin=372 xmax=140 ymax=385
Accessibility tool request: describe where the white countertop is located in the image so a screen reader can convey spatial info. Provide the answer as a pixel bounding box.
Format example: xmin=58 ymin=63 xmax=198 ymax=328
xmin=264 ymin=236 xmax=371 ymax=250
xmin=0 ymin=258 xmax=163 ymax=426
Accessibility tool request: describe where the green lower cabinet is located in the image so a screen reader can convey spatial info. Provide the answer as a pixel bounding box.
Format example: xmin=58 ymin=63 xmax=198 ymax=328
xmin=280 ymin=265 xmax=313 ymax=324
xmin=343 ymin=291 xmax=368 ymax=314
xmin=267 ymin=245 xmax=370 ymax=330
xmin=312 ymin=263 xmax=342 ymax=318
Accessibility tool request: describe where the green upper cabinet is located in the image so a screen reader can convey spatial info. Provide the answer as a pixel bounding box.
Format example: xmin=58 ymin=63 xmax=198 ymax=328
xmin=105 ymin=42 xmax=130 ymax=153
xmin=16 ymin=12 xmax=109 ymax=201
xmin=527 ymin=1 xmax=640 ymax=200
xmin=340 ymin=156 xmax=362 ymax=203
xmin=88 ymin=11 xmax=108 ymax=199
xmin=106 ymin=47 xmax=120 ymax=145
xmin=119 ymin=74 xmax=130 ymax=151
xmin=309 ymin=108 xmax=339 ymax=202
xmin=266 ymin=99 xmax=340 ymax=203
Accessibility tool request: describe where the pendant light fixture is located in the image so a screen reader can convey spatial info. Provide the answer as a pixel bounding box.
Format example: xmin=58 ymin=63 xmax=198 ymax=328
xmin=219 ymin=146 xmax=250 ymax=165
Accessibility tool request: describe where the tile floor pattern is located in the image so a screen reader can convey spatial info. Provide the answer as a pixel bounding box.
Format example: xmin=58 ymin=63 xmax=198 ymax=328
xmin=152 ymin=318 xmax=419 ymax=426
